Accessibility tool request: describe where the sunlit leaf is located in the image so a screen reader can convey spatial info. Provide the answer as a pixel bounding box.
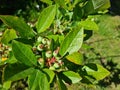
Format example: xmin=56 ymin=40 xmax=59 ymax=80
xmin=3 ymin=81 xmax=11 ymax=90
xmin=59 ymin=27 xmax=84 ymax=56
xmin=66 ymin=52 xmax=83 ymax=65
xmin=1 ymin=29 xmax=17 ymax=44
xmin=63 ymin=71 xmax=82 ymax=83
xmin=79 ymin=20 xmax=98 ymax=30
xmin=36 ymin=5 xmax=56 ymax=33
xmin=43 ymin=69 xmax=55 ymax=84
xmin=83 ymin=63 xmax=110 ymax=80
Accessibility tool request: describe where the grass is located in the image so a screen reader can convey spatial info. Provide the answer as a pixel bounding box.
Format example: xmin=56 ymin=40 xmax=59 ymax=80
xmin=88 ymin=14 xmax=120 ymax=67
xmin=69 ymin=14 xmax=120 ymax=90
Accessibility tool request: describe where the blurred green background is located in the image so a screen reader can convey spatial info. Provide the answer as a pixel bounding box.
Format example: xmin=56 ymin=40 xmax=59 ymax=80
xmin=0 ymin=0 xmax=120 ymax=90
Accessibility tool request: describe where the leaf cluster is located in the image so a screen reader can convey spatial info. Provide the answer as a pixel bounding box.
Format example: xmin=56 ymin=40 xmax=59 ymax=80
xmin=0 ymin=0 xmax=111 ymax=89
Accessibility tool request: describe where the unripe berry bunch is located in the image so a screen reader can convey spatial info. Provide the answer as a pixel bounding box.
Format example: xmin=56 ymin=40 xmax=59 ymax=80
xmin=0 ymin=43 xmax=11 ymax=62
xmin=33 ymin=36 xmax=64 ymax=70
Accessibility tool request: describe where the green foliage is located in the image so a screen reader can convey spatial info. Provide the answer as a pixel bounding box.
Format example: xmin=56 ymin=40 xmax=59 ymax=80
xmin=0 ymin=0 xmax=111 ymax=89
xmin=4 ymin=63 xmax=34 ymax=81
xmin=79 ymin=20 xmax=99 ymax=30
xmin=28 ymin=70 xmax=50 ymax=90
xmin=83 ymin=0 xmax=110 ymax=15
xmin=0 ymin=15 xmax=35 ymax=38
xmin=60 ymin=27 xmax=84 ymax=56
xmin=66 ymin=52 xmax=83 ymax=65
xmin=63 ymin=71 xmax=82 ymax=83
xmin=36 ymin=5 xmax=56 ymax=33
xmin=12 ymin=40 xmax=37 ymax=66
xmin=1 ymin=29 xmax=17 ymax=44
xmin=83 ymin=63 xmax=110 ymax=81
xmin=43 ymin=69 xmax=55 ymax=84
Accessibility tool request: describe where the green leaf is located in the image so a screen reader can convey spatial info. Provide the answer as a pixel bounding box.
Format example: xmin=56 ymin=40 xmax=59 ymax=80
xmin=43 ymin=69 xmax=55 ymax=84
xmin=1 ymin=29 xmax=17 ymax=44
xmin=12 ymin=40 xmax=37 ymax=66
xmin=81 ymin=76 xmax=97 ymax=84
xmin=0 ymin=15 xmax=35 ymax=38
xmin=4 ymin=63 xmax=34 ymax=81
xmin=47 ymin=35 xmax=64 ymax=45
xmin=40 ymin=0 xmax=52 ymax=5
xmin=57 ymin=75 xmax=67 ymax=90
xmin=28 ymin=70 xmax=50 ymax=90
xmin=79 ymin=20 xmax=98 ymax=30
xmin=83 ymin=63 xmax=110 ymax=80
xmin=83 ymin=0 xmax=110 ymax=15
xmin=36 ymin=5 xmax=56 ymax=33
xmin=3 ymin=81 xmax=11 ymax=90
xmin=59 ymin=27 xmax=84 ymax=56
xmin=66 ymin=52 xmax=83 ymax=65
xmin=55 ymin=0 xmax=67 ymax=9
xmin=72 ymin=4 xmax=83 ymax=21
xmin=63 ymin=71 xmax=82 ymax=83
xmin=92 ymin=0 xmax=110 ymax=10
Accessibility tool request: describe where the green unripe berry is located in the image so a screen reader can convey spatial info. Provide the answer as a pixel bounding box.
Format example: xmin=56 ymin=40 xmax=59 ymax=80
xmin=47 ymin=40 xmax=51 ymax=46
xmin=58 ymin=60 xmax=62 ymax=64
xmin=53 ymin=63 xmax=59 ymax=68
xmin=37 ymin=36 xmax=43 ymax=43
xmin=38 ymin=58 xmax=44 ymax=64
xmin=42 ymin=38 xmax=47 ymax=44
xmin=53 ymin=50 xmax=58 ymax=57
xmin=53 ymin=47 xmax=59 ymax=57
xmin=37 ymin=44 xmax=44 ymax=51
xmin=45 ymin=50 xmax=52 ymax=58
xmin=38 ymin=58 xmax=44 ymax=67
xmin=8 ymin=47 xmax=12 ymax=51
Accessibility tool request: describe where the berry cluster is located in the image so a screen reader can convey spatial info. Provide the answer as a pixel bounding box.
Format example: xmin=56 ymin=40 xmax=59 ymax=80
xmin=33 ymin=36 xmax=64 ymax=70
xmin=0 ymin=43 xmax=11 ymax=62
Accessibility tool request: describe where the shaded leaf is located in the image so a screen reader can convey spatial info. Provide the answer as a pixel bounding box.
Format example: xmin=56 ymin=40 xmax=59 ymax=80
xmin=57 ymin=75 xmax=67 ymax=90
xmin=59 ymin=27 xmax=84 ymax=56
xmin=36 ymin=5 xmax=56 ymax=33
xmin=4 ymin=63 xmax=34 ymax=81
xmin=0 ymin=15 xmax=35 ymax=38
xmin=12 ymin=40 xmax=37 ymax=66
xmin=84 ymin=30 xmax=93 ymax=41
xmin=66 ymin=52 xmax=83 ymax=65
xmin=63 ymin=71 xmax=82 ymax=83
xmin=81 ymin=76 xmax=97 ymax=84
xmin=28 ymin=70 xmax=50 ymax=90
